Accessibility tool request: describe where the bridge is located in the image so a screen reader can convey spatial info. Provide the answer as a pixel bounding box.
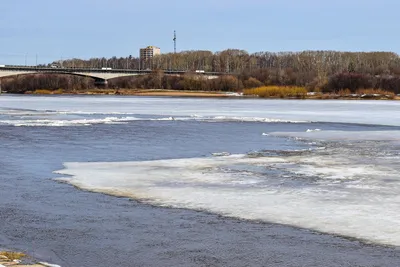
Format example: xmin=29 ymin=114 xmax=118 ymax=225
xmin=0 ymin=66 xmax=223 ymax=86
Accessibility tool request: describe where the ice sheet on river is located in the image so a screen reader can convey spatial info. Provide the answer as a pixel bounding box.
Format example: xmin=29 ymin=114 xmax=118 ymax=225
xmin=271 ymin=130 xmax=400 ymax=141
xmin=55 ymin=136 xmax=400 ymax=247
xmin=1 ymin=97 xmax=400 ymax=126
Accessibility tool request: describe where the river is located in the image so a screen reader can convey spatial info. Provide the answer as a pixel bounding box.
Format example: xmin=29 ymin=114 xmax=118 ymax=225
xmin=0 ymin=95 xmax=399 ymax=266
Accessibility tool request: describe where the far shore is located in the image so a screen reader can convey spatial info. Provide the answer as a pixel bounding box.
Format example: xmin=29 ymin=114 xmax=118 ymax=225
xmin=3 ymin=88 xmax=399 ymax=100
xmin=26 ymin=89 xmax=235 ymax=98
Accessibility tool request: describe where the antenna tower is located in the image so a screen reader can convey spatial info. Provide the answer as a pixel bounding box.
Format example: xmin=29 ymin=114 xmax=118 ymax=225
xmin=173 ymin=30 xmax=177 ymax=53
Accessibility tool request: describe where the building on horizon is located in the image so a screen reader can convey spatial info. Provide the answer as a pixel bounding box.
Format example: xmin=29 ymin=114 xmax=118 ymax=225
xmin=140 ymin=46 xmax=161 ymax=60
xmin=140 ymin=46 xmax=160 ymax=69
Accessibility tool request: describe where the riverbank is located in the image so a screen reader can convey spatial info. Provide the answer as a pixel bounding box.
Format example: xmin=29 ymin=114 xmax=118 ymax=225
xmin=27 ymin=89 xmax=235 ymax=98
xmin=0 ymin=251 xmax=55 ymax=267
xmin=243 ymin=86 xmax=400 ymax=100
xmin=307 ymin=93 xmax=400 ymax=100
xmin=20 ymin=88 xmax=400 ymax=100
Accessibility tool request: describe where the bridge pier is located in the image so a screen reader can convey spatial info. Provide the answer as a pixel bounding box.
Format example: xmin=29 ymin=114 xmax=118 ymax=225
xmin=94 ymin=78 xmax=108 ymax=88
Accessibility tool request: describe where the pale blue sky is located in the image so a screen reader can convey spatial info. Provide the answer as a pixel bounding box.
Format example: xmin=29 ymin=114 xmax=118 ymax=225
xmin=0 ymin=0 xmax=399 ymax=65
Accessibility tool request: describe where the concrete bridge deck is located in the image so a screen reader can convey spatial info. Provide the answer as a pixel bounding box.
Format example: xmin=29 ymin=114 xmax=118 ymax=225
xmin=0 ymin=66 xmax=224 ymax=81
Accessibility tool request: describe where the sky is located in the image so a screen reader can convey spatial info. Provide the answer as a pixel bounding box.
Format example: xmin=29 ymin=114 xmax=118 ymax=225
xmin=0 ymin=0 xmax=399 ymax=65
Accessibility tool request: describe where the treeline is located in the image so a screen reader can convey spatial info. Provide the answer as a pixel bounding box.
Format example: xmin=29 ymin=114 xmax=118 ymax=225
xmin=4 ymin=70 xmax=400 ymax=95
xmin=1 ymin=72 xmax=243 ymax=93
xmin=324 ymin=73 xmax=400 ymax=94
xmin=3 ymin=49 xmax=400 ymax=94
xmin=1 ymin=74 xmax=94 ymax=94
xmin=56 ymin=50 xmax=400 ymax=75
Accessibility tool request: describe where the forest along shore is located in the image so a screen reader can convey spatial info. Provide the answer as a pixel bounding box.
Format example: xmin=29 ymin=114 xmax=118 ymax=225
xmin=2 ymin=50 xmax=400 ymax=97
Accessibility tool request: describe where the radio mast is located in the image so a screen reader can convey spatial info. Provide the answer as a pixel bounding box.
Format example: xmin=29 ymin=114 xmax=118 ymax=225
xmin=173 ymin=30 xmax=177 ymax=53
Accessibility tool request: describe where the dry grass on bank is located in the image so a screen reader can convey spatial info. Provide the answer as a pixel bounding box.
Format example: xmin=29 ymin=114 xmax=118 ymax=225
xmin=244 ymin=86 xmax=307 ymax=98
xmin=31 ymin=89 xmax=63 ymax=94
xmin=0 ymin=251 xmax=26 ymax=261
xmin=0 ymin=251 xmax=48 ymax=266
